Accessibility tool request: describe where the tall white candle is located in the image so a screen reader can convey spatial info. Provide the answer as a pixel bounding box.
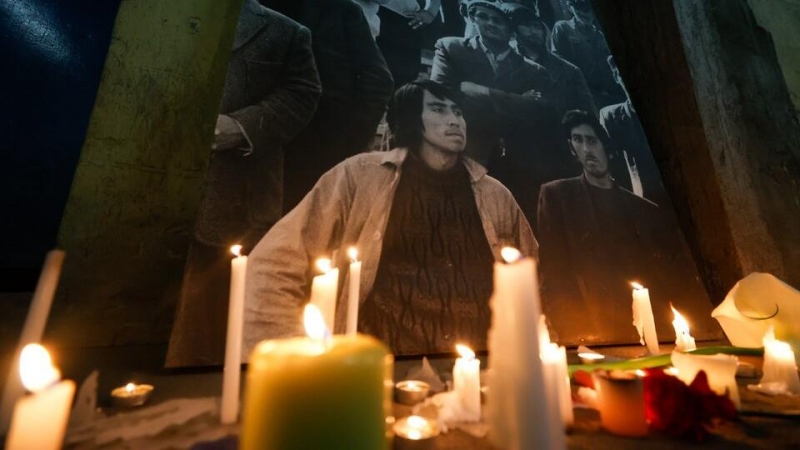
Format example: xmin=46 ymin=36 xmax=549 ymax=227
xmin=1 ymin=249 xmax=65 ymax=433
xmin=539 ymin=316 xmax=574 ymax=426
xmin=671 ymin=304 xmax=697 ymax=352
xmin=631 ymin=282 xmax=660 ymax=355
xmin=487 ymin=247 xmax=565 ymax=450
xmin=453 ymin=344 xmax=481 ymax=422
xmin=6 ymin=344 xmax=75 ymax=450
xmin=309 ymin=258 xmax=339 ymax=332
xmin=760 ymin=326 xmax=800 ymax=394
xmin=221 ymin=245 xmax=247 ymax=424
xmin=346 ymin=247 xmax=361 ymax=336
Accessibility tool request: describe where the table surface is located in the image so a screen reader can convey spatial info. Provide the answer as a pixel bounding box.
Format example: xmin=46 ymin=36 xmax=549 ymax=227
xmin=41 ymin=343 xmax=800 ymax=449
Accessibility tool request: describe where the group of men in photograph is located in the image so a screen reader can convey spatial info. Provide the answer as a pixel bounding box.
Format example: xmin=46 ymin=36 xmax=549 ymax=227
xmin=167 ymin=0 xmax=708 ymax=366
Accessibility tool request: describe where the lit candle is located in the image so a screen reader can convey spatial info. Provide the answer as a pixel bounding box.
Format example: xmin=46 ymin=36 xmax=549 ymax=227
xmin=453 ymin=344 xmax=481 ymax=422
xmin=221 ymin=245 xmax=247 ymax=424
xmin=240 ymin=304 xmax=392 ymax=450
xmin=110 ymin=382 xmax=154 ymax=408
xmin=1 ymin=250 xmax=65 ymax=433
xmin=592 ymin=370 xmax=648 ymax=437
xmin=670 ymin=351 xmax=739 ymax=408
xmin=631 ymin=282 xmax=660 ymax=355
xmin=309 ymin=258 xmax=339 ymax=332
xmin=346 ymin=247 xmax=361 ymax=336
xmin=487 ymin=247 xmax=565 ymax=450
xmin=539 ymin=316 xmax=574 ymax=426
xmin=5 ymin=344 xmax=76 ymax=450
xmin=394 ymin=380 xmax=430 ymax=405
xmin=670 ymin=303 xmax=696 ymax=352
xmin=758 ymin=326 xmax=800 ymax=394
xmin=393 ymin=415 xmax=439 ymax=450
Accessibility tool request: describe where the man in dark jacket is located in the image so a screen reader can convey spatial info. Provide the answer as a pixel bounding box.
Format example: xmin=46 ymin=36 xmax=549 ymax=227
xmin=537 ymin=110 xmax=709 ymax=346
xmin=167 ymin=0 xmax=321 ymax=367
xmin=262 ymin=0 xmax=395 ymax=213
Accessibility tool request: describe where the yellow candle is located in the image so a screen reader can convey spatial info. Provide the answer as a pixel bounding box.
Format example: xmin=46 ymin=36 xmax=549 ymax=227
xmin=631 ymin=282 xmax=659 ymax=355
xmin=346 ymin=247 xmax=361 ymax=336
xmin=241 ymin=305 xmax=392 ymax=450
xmin=310 ymin=258 xmax=339 ymax=332
xmin=221 ymin=245 xmax=247 ymax=424
xmin=670 ymin=304 xmax=696 ymax=352
xmin=6 ymin=344 xmax=75 ymax=450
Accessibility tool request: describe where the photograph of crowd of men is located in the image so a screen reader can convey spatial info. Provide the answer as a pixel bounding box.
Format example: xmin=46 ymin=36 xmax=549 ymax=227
xmin=166 ymin=0 xmax=717 ymax=367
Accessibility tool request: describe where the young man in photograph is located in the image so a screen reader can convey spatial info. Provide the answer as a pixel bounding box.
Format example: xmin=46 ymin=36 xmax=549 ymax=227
xmin=244 ymin=80 xmax=535 ymax=356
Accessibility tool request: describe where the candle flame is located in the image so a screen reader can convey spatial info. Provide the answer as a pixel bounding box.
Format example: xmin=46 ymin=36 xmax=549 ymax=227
xmin=407 ymin=415 xmax=428 ymax=428
xmin=665 ymin=367 xmax=679 ymax=376
xmin=456 ymin=344 xmax=475 ymax=360
xmin=670 ymin=303 xmax=691 ymax=333
xmin=126 ymin=383 xmax=136 ymax=393
xmin=635 ymin=369 xmax=647 ymax=377
xmin=230 ymin=245 xmax=243 ymax=257
xmin=304 ymin=303 xmax=329 ymax=341
xmin=347 ymin=247 xmax=358 ymax=262
xmin=315 ymin=258 xmax=332 ymax=274
xmin=500 ymin=246 xmax=522 ymax=263
xmin=763 ymin=326 xmax=795 ymax=360
xmin=631 ymin=281 xmax=645 ymax=290
xmin=19 ymin=344 xmax=60 ymax=393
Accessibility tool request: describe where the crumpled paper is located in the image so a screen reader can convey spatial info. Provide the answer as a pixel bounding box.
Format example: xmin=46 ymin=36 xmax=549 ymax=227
xmin=405 ymin=357 xmax=446 ymax=392
xmin=712 ymin=273 xmax=800 ymax=362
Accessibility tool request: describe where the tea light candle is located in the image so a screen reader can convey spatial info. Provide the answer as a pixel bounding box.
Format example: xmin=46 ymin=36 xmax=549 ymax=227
xmin=6 ymin=344 xmax=76 ymax=450
xmin=670 ymin=304 xmax=696 ymax=352
xmin=759 ymin=326 xmax=800 ymax=394
xmin=111 ymin=382 xmax=154 ymax=408
xmin=393 ymin=415 xmax=439 ymax=450
xmin=592 ymin=370 xmax=647 ymax=437
xmin=670 ymin=351 xmax=739 ymax=408
xmin=631 ymin=282 xmax=659 ymax=355
xmin=346 ymin=247 xmax=361 ymax=336
xmin=240 ymin=304 xmax=392 ymax=450
xmin=453 ymin=344 xmax=481 ymax=422
xmin=395 ymin=380 xmax=430 ymax=406
xmin=309 ymin=258 xmax=339 ymax=332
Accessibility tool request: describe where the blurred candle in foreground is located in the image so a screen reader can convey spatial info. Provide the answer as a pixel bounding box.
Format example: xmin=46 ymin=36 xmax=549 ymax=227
xmin=393 ymin=415 xmax=439 ymax=450
xmin=539 ymin=316 xmax=573 ymax=426
xmin=6 ymin=344 xmax=75 ymax=450
xmin=453 ymin=344 xmax=481 ymax=422
xmin=759 ymin=326 xmax=800 ymax=395
xmin=487 ymin=247 xmax=565 ymax=450
xmin=221 ymin=245 xmax=247 ymax=424
xmin=631 ymin=282 xmax=659 ymax=355
xmin=241 ymin=304 xmax=392 ymax=450
xmin=310 ymin=258 xmax=339 ymax=332
xmin=346 ymin=247 xmax=361 ymax=336
xmin=671 ymin=303 xmax=696 ymax=352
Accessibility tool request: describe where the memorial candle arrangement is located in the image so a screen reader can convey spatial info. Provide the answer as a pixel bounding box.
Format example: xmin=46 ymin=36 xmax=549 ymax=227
xmin=487 ymin=247 xmax=565 ymax=450
xmin=346 ymin=247 xmax=361 ymax=336
xmin=221 ymin=245 xmax=247 ymax=424
xmin=5 ymin=344 xmax=75 ymax=450
xmin=631 ymin=282 xmax=659 ymax=355
xmin=240 ymin=304 xmax=392 ymax=450
xmin=671 ymin=304 xmax=697 ymax=352
xmin=310 ymin=258 xmax=339 ymax=332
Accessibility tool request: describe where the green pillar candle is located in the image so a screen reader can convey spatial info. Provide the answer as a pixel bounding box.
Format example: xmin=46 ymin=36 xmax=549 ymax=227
xmin=241 ymin=335 xmax=393 ymax=450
